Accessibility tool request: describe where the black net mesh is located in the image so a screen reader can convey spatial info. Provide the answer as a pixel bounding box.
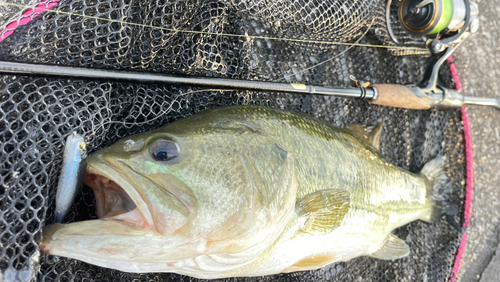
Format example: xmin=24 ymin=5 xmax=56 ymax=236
xmin=0 ymin=0 xmax=465 ymax=281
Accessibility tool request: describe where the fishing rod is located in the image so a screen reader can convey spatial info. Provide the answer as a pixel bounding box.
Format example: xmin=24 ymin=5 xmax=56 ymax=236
xmin=0 ymin=51 xmax=497 ymax=111
xmin=0 ymin=0 xmax=494 ymax=110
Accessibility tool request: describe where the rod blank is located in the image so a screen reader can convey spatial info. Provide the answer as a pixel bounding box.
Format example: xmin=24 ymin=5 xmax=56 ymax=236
xmin=0 ymin=61 xmax=375 ymax=99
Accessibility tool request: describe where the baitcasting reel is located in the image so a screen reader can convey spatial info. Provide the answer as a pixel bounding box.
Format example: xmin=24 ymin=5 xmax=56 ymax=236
xmin=388 ymin=0 xmax=479 ymax=53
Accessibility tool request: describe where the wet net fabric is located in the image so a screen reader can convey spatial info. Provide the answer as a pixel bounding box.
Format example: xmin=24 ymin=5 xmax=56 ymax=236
xmin=0 ymin=0 xmax=465 ymax=281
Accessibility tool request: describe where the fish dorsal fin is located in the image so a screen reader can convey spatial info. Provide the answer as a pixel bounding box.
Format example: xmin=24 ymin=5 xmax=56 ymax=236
xmin=282 ymin=255 xmax=339 ymax=273
xmin=370 ymin=233 xmax=410 ymax=260
xmin=367 ymin=124 xmax=383 ymax=151
xmin=344 ymin=124 xmax=383 ymax=151
xmin=296 ymin=189 xmax=350 ymax=235
xmin=344 ymin=124 xmax=366 ymax=139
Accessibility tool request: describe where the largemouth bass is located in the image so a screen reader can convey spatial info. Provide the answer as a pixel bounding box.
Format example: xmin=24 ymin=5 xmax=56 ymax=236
xmin=41 ymin=105 xmax=446 ymax=278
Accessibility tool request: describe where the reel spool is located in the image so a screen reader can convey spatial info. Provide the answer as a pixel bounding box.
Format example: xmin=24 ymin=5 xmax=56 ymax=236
xmin=392 ymin=0 xmax=478 ymax=52
xmin=400 ymin=0 xmax=467 ymax=36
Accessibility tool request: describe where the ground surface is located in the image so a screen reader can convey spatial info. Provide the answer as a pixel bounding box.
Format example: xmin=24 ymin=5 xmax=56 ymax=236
xmin=1 ymin=0 xmax=500 ymax=281
xmin=452 ymin=0 xmax=500 ymax=281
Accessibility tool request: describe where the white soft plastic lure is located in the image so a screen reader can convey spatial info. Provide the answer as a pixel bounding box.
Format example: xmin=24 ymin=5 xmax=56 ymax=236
xmin=54 ymin=132 xmax=87 ymax=223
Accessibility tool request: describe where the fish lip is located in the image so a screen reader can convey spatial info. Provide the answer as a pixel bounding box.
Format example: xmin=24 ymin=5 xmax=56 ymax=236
xmin=84 ymin=159 xmax=157 ymax=232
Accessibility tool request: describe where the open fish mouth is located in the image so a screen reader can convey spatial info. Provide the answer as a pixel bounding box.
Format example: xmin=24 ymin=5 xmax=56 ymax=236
xmin=39 ymin=162 xmax=157 ymax=257
xmin=82 ymin=163 xmax=155 ymax=230
xmin=40 ymin=154 xmax=191 ymax=263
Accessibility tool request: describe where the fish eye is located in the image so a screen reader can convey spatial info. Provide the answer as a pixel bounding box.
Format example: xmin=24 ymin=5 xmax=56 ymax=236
xmin=150 ymin=139 xmax=180 ymax=162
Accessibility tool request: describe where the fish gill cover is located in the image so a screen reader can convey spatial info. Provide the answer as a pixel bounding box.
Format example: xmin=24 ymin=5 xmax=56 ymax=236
xmin=0 ymin=0 xmax=465 ymax=281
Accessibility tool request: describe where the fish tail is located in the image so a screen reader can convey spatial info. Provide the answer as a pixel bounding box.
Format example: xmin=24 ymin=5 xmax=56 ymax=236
xmin=419 ymin=156 xmax=449 ymax=223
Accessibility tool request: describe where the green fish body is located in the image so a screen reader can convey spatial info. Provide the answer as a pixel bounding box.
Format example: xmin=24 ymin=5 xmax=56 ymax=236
xmin=41 ymin=105 xmax=445 ymax=278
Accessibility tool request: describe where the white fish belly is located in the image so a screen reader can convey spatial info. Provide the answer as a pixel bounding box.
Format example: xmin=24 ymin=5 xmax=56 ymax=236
xmin=245 ymin=209 xmax=397 ymax=277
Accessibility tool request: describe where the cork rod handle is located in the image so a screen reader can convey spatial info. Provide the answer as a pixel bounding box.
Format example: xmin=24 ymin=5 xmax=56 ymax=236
xmin=370 ymin=84 xmax=431 ymax=110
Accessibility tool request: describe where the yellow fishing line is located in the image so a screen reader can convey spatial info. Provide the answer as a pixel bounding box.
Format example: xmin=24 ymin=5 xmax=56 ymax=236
xmin=2 ymin=1 xmax=428 ymax=51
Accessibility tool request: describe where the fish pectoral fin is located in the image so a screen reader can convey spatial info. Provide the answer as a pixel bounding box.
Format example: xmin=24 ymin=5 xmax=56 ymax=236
xmin=296 ymin=189 xmax=350 ymax=235
xmin=344 ymin=124 xmax=383 ymax=151
xmin=282 ymin=255 xmax=339 ymax=273
xmin=369 ymin=233 xmax=410 ymax=260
